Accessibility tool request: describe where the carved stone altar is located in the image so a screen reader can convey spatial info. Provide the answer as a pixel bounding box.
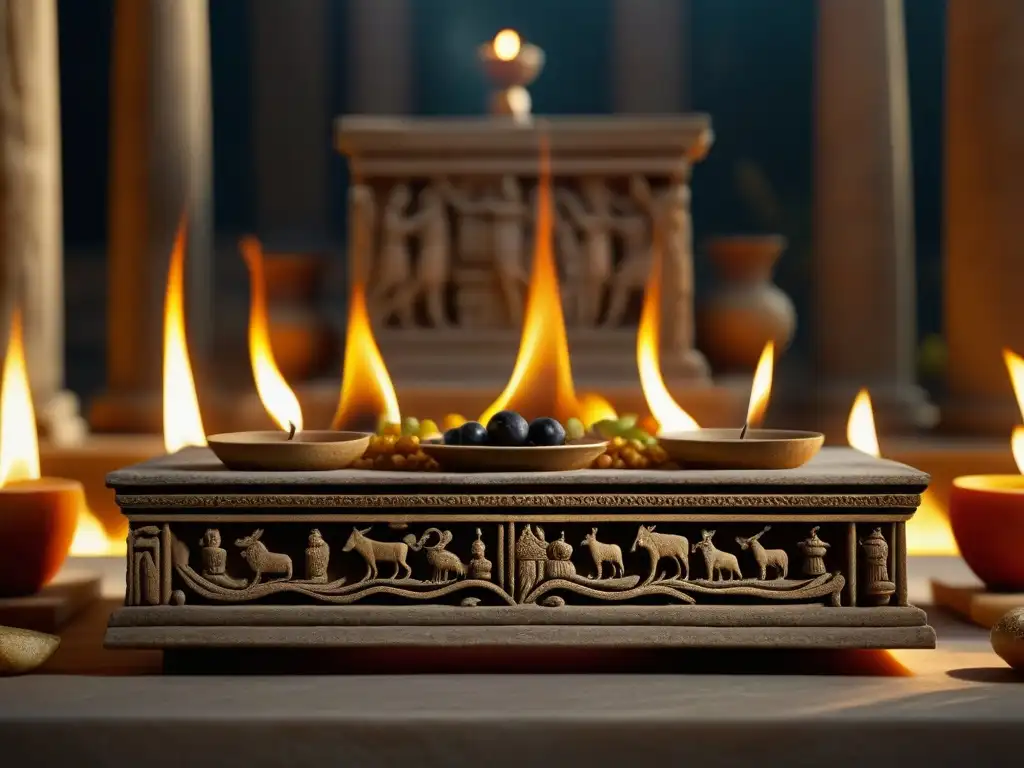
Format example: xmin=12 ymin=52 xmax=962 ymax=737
xmin=336 ymin=116 xmax=717 ymax=392
xmin=104 ymin=447 xmax=935 ymax=652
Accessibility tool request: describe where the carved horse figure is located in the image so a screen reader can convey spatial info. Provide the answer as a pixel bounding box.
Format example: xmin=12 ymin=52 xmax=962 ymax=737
xmin=343 ymin=526 xmax=413 ymax=582
xmin=234 ymin=529 xmax=293 ymax=584
xmin=736 ymin=526 xmax=789 ymax=580
xmin=631 ymin=524 xmax=689 ymax=582
xmin=581 ymin=527 xmax=625 ymax=580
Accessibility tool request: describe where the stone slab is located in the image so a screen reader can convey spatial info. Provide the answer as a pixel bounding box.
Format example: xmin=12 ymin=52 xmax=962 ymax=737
xmin=931 ymin=579 xmax=1024 ymax=628
xmin=107 ymin=446 xmax=929 ymax=495
xmin=0 ymin=573 xmax=100 ymax=633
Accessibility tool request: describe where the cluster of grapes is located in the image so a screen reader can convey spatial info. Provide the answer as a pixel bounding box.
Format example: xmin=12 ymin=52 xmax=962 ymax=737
xmin=588 ymin=415 xmax=671 ymax=470
xmin=352 ymin=414 xmax=468 ymax=471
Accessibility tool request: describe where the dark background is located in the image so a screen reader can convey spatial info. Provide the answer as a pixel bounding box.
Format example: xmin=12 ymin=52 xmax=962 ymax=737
xmin=57 ymin=0 xmax=945 ymax=403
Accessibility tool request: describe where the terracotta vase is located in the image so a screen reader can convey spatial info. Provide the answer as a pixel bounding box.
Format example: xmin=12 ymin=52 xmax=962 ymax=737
xmin=697 ymin=235 xmax=796 ymax=372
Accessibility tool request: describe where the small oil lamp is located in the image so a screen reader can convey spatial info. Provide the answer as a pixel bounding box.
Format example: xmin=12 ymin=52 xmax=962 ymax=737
xmin=478 ymin=29 xmax=545 ymax=124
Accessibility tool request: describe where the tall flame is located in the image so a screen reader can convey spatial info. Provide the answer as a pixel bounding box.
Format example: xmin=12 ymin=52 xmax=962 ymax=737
xmin=1002 ymin=348 xmax=1024 ymax=474
xmin=493 ymin=29 xmax=521 ymax=61
xmin=636 ymin=227 xmax=699 ymax=433
xmin=578 ymin=392 xmax=618 ymax=427
xmin=333 ymin=188 xmax=401 ymax=431
xmin=845 ymin=389 xmax=957 ymax=556
xmin=240 ymin=238 xmax=303 ymax=433
xmin=162 ymin=218 xmax=207 ymax=453
xmin=0 ymin=309 xmax=39 ymax=486
xmin=745 ymin=341 xmax=774 ymax=428
xmin=479 ymin=135 xmax=584 ymax=424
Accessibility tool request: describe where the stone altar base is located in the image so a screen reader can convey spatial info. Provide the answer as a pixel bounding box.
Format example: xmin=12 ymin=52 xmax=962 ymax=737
xmin=103 ymin=447 xmax=934 ymax=653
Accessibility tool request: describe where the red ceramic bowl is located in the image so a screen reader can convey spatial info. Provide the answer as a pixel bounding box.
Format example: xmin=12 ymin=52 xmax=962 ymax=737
xmin=948 ymin=475 xmax=1024 ymax=591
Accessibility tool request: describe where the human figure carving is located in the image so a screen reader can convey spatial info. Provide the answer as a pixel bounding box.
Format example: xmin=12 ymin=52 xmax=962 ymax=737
xmin=631 ymin=175 xmax=698 ymax=357
xmin=692 ymin=529 xmax=742 ymax=581
xmin=342 ymin=526 xmax=413 ymax=582
xmin=581 ymin=527 xmax=624 ymax=579
xmin=200 ymin=529 xmax=248 ymax=588
xmin=446 ymin=177 xmax=529 ymax=326
xmin=371 ymin=184 xmax=416 ymax=326
xmin=630 ymin=524 xmax=689 ymax=581
xmin=402 ymin=183 xmax=452 ymax=328
xmin=234 ymin=529 xmax=293 ymax=584
xmin=797 ymin=526 xmax=831 ymax=577
xmin=304 ymin=528 xmax=330 ymax=583
xmin=736 ymin=526 xmax=789 ymax=580
xmin=604 ymin=196 xmax=652 ymax=327
xmin=558 ymin=179 xmax=615 ymax=325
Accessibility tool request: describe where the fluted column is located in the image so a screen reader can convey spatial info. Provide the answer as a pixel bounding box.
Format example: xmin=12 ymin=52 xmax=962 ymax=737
xmin=811 ymin=0 xmax=933 ymax=438
xmin=611 ymin=0 xmax=689 ymax=112
xmin=942 ymin=0 xmax=1024 ymax=435
xmin=91 ymin=0 xmax=213 ymax=432
xmin=346 ymin=0 xmax=412 ymax=115
xmin=0 ymin=0 xmax=85 ymax=444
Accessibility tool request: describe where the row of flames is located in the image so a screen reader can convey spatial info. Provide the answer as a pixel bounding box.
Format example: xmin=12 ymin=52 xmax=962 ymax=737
xmin=6 ymin=142 xmax=1008 ymax=558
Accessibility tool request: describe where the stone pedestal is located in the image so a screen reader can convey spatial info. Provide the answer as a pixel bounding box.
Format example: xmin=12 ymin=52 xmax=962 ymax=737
xmin=942 ymin=0 xmax=1024 ymax=435
xmin=809 ymin=0 xmax=934 ymax=437
xmin=0 ymin=0 xmax=86 ymax=445
xmin=89 ymin=0 xmax=213 ymax=432
xmin=335 ymin=115 xmax=715 ymax=396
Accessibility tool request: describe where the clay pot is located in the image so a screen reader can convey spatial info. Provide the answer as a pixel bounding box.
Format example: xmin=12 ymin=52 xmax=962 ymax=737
xmin=948 ymin=476 xmax=1024 ymax=591
xmin=0 ymin=479 xmax=82 ymax=597
xmin=697 ymin=235 xmax=796 ymax=372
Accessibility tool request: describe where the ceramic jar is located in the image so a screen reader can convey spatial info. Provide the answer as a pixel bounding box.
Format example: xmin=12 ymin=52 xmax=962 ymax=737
xmin=697 ymin=235 xmax=796 ymax=372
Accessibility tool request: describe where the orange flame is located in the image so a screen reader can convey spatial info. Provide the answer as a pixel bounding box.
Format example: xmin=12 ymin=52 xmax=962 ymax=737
xmin=240 ymin=238 xmax=304 ymax=433
xmin=845 ymin=389 xmax=957 ymax=556
xmin=578 ymin=392 xmax=618 ymax=427
xmin=636 ymin=228 xmax=699 ymax=433
xmin=480 ymin=135 xmax=584 ymax=424
xmin=0 ymin=309 xmax=39 ymax=486
xmin=493 ymin=29 xmax=521 ymax=61
xmin=162 ymin=218 xmax=207 ymax=453
xmin=1002 ymin=348 xmax=1024 ymax=474
xmin=332 ymin=212 xmax=401 ymax=431
xmin=745 ymin=342 xmax=774 ymax=429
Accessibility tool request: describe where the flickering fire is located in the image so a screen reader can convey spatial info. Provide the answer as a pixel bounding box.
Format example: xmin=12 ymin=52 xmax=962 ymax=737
xmin=480 ymin=137 xmax=586 ymax=425
xmin=493 ymin=29 xmax=521 ymax=61
xmin=241 ymin=238 xmax=304 ymax=433
xmin=0 ymin=310 xmax=39 ymax=487
xmin=333 ymin=274 xmax=401 ymax=432
xmin=636 ymin=230 xmax=699 ymax=433
xmin=162 ymin=218 xmax=207 ymax=453
xmin=70 ymin=510 xmax=120 ymax=557
xmin=578 ymin=392 xmax=618 ymax=427
xmin=845 ymin=388 xmax=958 ymax=556
xmin=1002 ymin=348 xmax=1024 ymax=474
xmin=745 ymin=341 xmax=774 ymax=429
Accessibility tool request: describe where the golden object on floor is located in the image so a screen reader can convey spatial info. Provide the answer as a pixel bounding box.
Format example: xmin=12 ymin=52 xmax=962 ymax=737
xmin=990 ymin=607 xmax=1024 ymax=673
xmin=0 ymin=625 xmax=60 ymax=675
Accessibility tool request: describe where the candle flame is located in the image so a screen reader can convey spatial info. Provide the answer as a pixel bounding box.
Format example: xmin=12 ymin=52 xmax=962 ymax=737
xmin=493 ymin=29 xmax=521 ymax=61
xmin=636 ymin=230 xmax=699 ymax=433
xmin=162 ymin=217 xmax=207 ymax=453
xmin=846 ymin=388 xmax=880 ymax=458
xmin=0 ymin=308 xmax=39 ymax=486
xmin=745 ymin=341 xmax=774 ymax=429
xmin=240 ymin=237 xmax=304 ymax=433
xmin=578 ymin=392 xmax=618 ymax=428
xmin=1003 ymin=348 xmax=1024 ymax=474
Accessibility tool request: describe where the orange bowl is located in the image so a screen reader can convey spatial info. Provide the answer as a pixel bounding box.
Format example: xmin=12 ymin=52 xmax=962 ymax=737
xmin=948 ymin=475 xmax=1024 ymax=591
xmin=0 ymin=478 xmax=82 ymax=597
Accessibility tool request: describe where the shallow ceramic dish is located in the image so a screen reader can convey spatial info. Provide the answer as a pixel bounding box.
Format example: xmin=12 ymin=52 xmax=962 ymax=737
xmin=656 ymin=428 xmax=824 ymax=471
xmin=208 ymin=430 xmax=371 ymax=472
xmin=420 ymin=437 xmax=608 ymax=473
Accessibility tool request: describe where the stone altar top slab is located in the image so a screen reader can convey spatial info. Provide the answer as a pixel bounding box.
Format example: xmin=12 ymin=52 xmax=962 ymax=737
xmin=334 ymin=114 xmax=714 ymax=176
xmin=107 ymin=446 xmax=928 ymax=495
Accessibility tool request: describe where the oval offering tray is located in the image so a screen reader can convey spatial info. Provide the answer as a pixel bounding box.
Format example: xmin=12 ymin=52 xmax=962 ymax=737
xmin=421 ymin=437 xmax=608 ymax=473
xmin=656 ymin=428 xmax=824 ymax=471
xmin=208 ymin=430 xmax=371 ymax=472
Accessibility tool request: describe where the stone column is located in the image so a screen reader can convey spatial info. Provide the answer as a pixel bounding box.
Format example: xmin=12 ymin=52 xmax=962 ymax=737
xmin=91 ymin=0 xmax=213 ymax=432
xmin=810 ymin=0 xmax=933 ymax=438
xmin=611 ymin=0 xmax=689 ymax=112
xmin=251 ymin=0 xmax=331 ymax=242
xmin=346 ymin=0 xmax=412 ymax=115
xmin=0 ymin=0 xmax=86 ymax=444
xmin=942 ymin=0 xmax=1024 ymax=435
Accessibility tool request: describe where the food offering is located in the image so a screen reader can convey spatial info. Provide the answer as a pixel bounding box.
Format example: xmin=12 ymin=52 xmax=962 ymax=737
xmin=420 ymin=411 xmax=607 ymax=472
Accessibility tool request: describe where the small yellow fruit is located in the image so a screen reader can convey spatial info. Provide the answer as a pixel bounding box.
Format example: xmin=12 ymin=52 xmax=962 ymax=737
xmin=595 ymin=454 xmax=614 ymax=469
xmin=443 ymin=414 xmax=467 ymax=430
xmin=391 ymin=453 xmax=407 ymax=468
xmin=381 ymin=422 xmax=402 ymax=437
xmin=418 ymin=419 xmax=440 ymax=438
xmin=395 ymin=435 xmax=421 ymax=455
